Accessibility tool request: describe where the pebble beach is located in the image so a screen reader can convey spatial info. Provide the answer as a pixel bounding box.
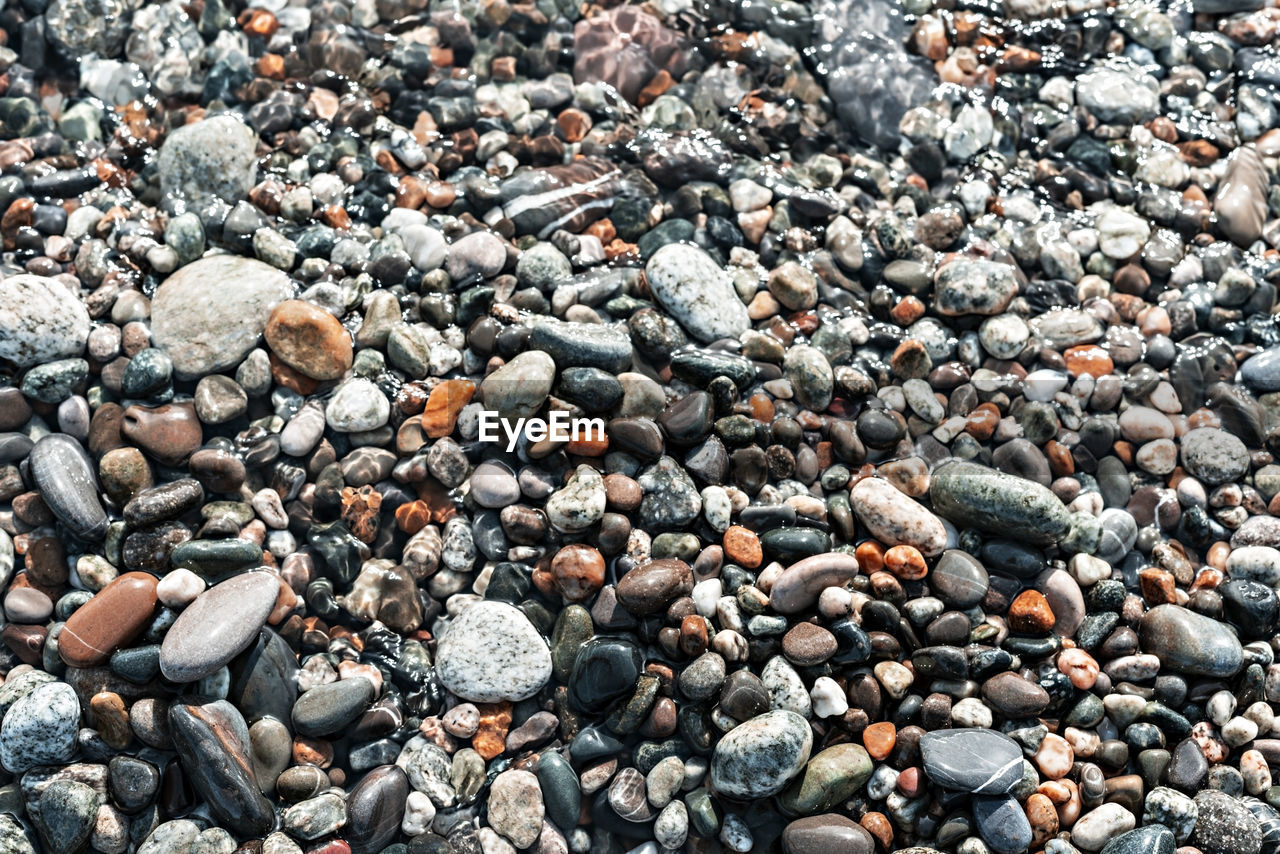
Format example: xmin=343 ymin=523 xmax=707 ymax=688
xmin=0 ymin=0 xmax=1279 ymax=851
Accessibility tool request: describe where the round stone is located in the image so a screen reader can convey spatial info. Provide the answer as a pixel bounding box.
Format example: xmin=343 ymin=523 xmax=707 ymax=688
xmin=435 ymin=601 xmax=553 ymax=703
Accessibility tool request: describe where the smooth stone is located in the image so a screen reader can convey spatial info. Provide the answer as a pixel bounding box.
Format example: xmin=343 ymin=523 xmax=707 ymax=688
xmin=973 ymin=793 xmax=1034 ymax=854
xmin=1140 ymin=604 xmax=1243 ymax=677
xmin=488 ymin=769 xmax=545 ymax=849
xmin=292 ymin=678 xmax=375 ymax=737
xmin=1077 ymin=67 xmax=1159 ymax=124
xmin=264 ymin=299 xmax=354 ymax=381
xmin=1100 ymin=825 xmax=1175 ymax=854
xmin=326 ymin=378 xmax=391 ymax=433
xmin=529 ymin=320 xmax=632 ymax=374
xmin=150 ymin=256 xmax=294 ymax=380
xmin=28 ymin=434 xmax=108 ymax=541
xmin=781 ymin=814 xmax=874 ymax=854
xmin=982 ymin=671 xmax=1051 ymax=717
xmin=0 ymin=682 xmax=79 ymax=773
xmin=435 ymin=601 xmax=552 ymax=702
xmin=931 ymin=550 xmax=990 ymax=608
xmin=347 ymin=765 xmax=409 ymax=854
xmin=569 ymin=638 xmax=643 ymax=714
xmin=770 ymin=553 xmax=861 ymax=614
xmin=0 ymin=274 xmax=90 ymax=368
xmin=920 ymin=728 xmax=1023 ymax=794
xmin=929 ymin=460 xmax=1071 ymax=546
xmin=159 ymin=572 xmax=280 ymax=682
xmin=170 ymin=539 xmax=263 ymax=579
xmin=1215 ymin=145 xmax=1268 ymax=247
xmin=228 ymin=629 xmax=299 ymax=727
xmin=167 ymin=700 xmax=274 ymax=837
xmin=780 ymin=743 xmax=874 ymax=813
xmin=934 ymin=260 xmax=1018 ymax=316
xmin=1192 ymin=789 xmax=1262 ymax=854
xmin=35 ymin=780 xmax=99 ymax=853
xmin=1181 ymin=427 xmax=1249 ymax=485
xmin=644 ymin=244 xmax=749 ymax=343
xmin=1242 ymin=347 xmax=1280 ymax=394
xmin=709 ymin=710 xmax=812 ymax=799
xmin=157 ymin=113 xmax=258 ymax=206
xmin=1072 ymin=802 xmax=1136 ymax=851
xmin=479 ymin=350 xmax=556 ymax=420
xmin=536 ymin=751 xmax=580 ymax=831
xmin=120 ymin=401 xmax=203 ymax=467
xmin=850 ymin=477 xmax=947 ymax=556
xmin=60 ymin=572 xmax=159 ymax=668
xmin=615 ymin=558 xmax=693 ymax=615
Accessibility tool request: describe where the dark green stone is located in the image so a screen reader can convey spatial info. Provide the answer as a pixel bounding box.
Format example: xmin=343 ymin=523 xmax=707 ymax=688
xmin=568 ymin=638 xmax=642 ymax=715
xmin=760 ymin=527 xmax=831 ymax=563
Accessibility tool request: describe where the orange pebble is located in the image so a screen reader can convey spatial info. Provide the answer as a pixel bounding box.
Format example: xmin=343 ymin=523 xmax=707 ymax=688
xmin=855 ymin=541 xmax=886 ymax=574
xmin=863 ymin=721 xmax=897 ymax=761
xmin=884 ymin=545 xmax=927 ymax=581
xmin=723 ymin=526 xmax=763 ymax=569
xmin=861 ymin=812 xmax=894 ymax=850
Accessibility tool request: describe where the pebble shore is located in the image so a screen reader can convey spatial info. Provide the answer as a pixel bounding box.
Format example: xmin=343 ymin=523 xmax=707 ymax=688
xmin=0 ymin=0 xmax=1279 ymax=852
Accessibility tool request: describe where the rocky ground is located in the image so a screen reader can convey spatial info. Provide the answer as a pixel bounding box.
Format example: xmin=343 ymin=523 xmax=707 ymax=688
xmin=0 ymin=0 xmax=1278 ymax=851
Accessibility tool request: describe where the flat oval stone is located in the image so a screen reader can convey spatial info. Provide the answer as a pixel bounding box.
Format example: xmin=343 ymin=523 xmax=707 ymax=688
xmin=710 ymin=709 xmax=812 ymax=799
xmin=615 ymin=558 xmax=693 ymax=615
xmin=929 ymin=460 xmax=1070 ymax=546
xmin=151 ymin=256 xmax=294 ymax=380
xmin=167 ymin=699 xmax=274 ymax=837
xmin=60 ymin=572 xmax=159 ymax=668
xmin=530 ymin=319 xmax=632 ymax=374
xmin=435 ymin=601 xmax=552 ymax=702
xmin=770 ymin=552 xmax=860 ymax=614
xmin=160 ymin=572 xmax=280 ymax=682
xmin=345 ymin=765 xmax=408 ymax=854
xmin=1140 ymin=604 xmax=1243 ymax=677
xmin=28 ymin=434 xmax=108 ymax=541
xmin=782 ymin=814 xmax=875 ymax=854
xmin=920 ymin=728 xmax=1023 ymax=794
xmin=850 ymin=477 xmax=947 ymax=556
xmin=292 ymin=678 xmax=375 ymax=737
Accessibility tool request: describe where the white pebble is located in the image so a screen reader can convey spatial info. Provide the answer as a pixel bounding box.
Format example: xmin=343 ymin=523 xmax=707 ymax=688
xmin=809 ymin=676 xmax=848 ymax=719
xmin=952 ymin=697 xmax=994 ymax=728
xmin=156 ymin=568 xmax=206 ymax=608
xmin=401 ymin=791 xmax=436 ymax=836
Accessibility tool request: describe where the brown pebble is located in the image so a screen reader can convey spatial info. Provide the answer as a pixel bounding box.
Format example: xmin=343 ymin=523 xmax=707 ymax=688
xmin=263 ymin=300 xmax=354 ymax=382
xmin=59 ymin=572 xmax=160 ymax=668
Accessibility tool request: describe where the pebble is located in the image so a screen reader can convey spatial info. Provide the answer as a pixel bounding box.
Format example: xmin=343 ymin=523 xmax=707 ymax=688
xmin=919 ymin=728 xmax=1024 ymax=794
xmin=28 ymin=434 xmax=108 ymax=541
xmin=0 ymin=682 xmax=79 ymax=773
xmin=159 ymin=572 xmax=280 ymax=682
xmin=435 ymin=601 xmax=552 ymax=702
xmin=1140 ymin=604 xmax=1244 ymax=677
xmin=157 ymin=113 xmax=258 ymax=207
xmin=150 ymin=255 xmax=294 ymax=380
xmin=0 ymin=275 xmax=90 ymax=368
xmin=644 ymin=244 xmax=750 ymax=343
xmin=850 ymin=477 xmax=947 ymax=556
xmin=710 ymin=710 xmax=812 ymax=798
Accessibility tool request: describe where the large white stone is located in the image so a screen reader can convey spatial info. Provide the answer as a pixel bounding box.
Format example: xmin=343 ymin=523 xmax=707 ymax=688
xmin=0 ymin=275 xmax=90 ymax=368
xmin=435 ymin=601 xmax=552 ymax=703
